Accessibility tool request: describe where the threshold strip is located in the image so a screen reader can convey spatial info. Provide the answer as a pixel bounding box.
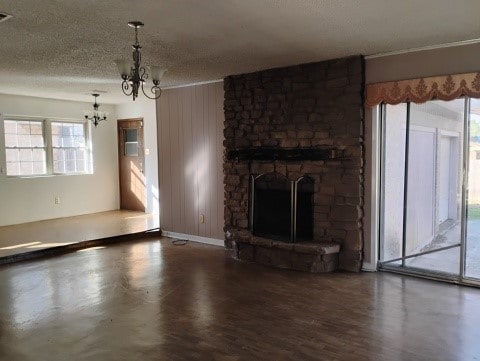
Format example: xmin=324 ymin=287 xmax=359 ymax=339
xmin=379 ymin=243 xmax=460 ymax=265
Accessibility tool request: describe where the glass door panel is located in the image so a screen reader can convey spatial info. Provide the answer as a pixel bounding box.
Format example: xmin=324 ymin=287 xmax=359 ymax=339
xmin=404 ymin=100 xmax=464 ymax=275
xmin=380 ymin=99 xmax=465 ymax=278
xmin=465 ymin=98 xmax=480 ymax=279
xmin=380 ymin=104 xmax=407 ymax=264
xmin=405 ymin=247 xmax=461 ymax=275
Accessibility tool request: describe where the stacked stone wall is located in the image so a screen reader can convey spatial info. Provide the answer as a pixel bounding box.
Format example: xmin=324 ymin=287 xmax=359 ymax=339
xmin=223 ymin=56 xmax=365 ymax=271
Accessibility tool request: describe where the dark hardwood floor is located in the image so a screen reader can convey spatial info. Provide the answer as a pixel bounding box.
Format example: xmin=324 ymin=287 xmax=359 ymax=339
xmin=0 ymin=237 xmax=479 ymax=360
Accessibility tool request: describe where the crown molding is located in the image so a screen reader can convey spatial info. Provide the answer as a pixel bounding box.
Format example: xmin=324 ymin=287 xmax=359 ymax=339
xmin=365 ymin=38 xmax=480 ymax=59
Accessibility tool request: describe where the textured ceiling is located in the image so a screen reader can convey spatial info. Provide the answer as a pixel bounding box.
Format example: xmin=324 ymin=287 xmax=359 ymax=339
xmin=0 ymin=0 xmax=479 ymax=104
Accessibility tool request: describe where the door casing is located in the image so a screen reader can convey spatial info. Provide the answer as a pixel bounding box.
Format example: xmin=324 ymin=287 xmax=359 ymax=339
xmin=117 ymin=118 xmax=146 ymax=212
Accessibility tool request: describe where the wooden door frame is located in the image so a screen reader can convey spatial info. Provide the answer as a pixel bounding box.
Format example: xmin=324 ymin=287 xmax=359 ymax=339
xmin=117 ymin=117 xmax=145 ymax=211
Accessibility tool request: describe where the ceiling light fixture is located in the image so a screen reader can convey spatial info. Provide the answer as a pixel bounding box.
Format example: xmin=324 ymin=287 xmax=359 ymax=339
xmin=115 ymin=21 xmax=166 ymax=101
xmin=84 ymin=94 xmax=107 ymax=127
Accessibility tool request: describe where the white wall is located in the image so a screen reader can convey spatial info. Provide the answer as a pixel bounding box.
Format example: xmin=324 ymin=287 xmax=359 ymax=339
xmin=0 ymin=94 xmax=119 ymax=226
xmin=115 ymin=99 xmax=159 ymax=216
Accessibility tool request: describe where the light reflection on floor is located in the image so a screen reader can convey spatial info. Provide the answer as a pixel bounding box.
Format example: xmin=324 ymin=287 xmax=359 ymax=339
xmin=0 ymin=210 xmax=159 ymax=258
xmin=0 ymin=237 xmax=480 ymax=360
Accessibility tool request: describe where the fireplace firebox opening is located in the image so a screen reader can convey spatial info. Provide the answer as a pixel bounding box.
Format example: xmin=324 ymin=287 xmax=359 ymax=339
xmin=250 ymin=172 xmax=314 ymax=243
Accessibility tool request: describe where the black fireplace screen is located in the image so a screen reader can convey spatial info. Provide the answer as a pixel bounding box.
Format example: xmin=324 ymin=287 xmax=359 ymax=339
xmin=250 ymin=173 xmax=314 ymax=243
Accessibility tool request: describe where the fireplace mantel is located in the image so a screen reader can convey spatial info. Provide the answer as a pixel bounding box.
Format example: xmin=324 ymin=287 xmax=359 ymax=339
xmin=226 ymin=147 xmax=343 ymax=162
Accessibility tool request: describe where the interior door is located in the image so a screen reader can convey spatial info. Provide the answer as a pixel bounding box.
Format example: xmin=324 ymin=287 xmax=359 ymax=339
xmin=118 ymin=119 xmax=145 ymax=212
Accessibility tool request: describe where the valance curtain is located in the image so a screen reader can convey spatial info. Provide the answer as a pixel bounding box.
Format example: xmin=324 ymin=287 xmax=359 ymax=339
xmin=365 ymin=72 xmax=480 ymax=107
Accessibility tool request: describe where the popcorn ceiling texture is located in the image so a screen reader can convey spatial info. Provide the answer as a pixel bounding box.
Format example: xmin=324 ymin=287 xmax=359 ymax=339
xmin=0 ymin=0 xmax=479 ymax=103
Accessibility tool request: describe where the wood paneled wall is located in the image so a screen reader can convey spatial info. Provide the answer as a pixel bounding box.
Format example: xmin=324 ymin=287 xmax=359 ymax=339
xmin=156 ymin=82 xmax=224 ymax=240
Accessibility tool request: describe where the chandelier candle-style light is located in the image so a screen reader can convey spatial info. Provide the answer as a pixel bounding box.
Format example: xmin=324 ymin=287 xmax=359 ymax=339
xmin=84 ymin=94 xmax=107 ymax=127
xmin=115 ymin=21 xmax=166 ymax=101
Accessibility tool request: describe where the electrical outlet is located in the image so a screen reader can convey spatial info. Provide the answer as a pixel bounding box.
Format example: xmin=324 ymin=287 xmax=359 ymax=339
xmin=54 ymin=196 xmax=60 ymax=205
xmin=199 ymin=214 xmax=205 ymax=224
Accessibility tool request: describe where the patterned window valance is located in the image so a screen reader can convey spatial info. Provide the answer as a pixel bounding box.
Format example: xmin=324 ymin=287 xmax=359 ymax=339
xmin=365 ymin=72 xmax=480 ymax=107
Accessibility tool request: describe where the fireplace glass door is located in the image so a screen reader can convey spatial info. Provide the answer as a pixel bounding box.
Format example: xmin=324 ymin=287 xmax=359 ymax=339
xmin=252 ymin=173 xmax=292 ymax=241
xmin=251 ymin=173 xmax=314 ymax=243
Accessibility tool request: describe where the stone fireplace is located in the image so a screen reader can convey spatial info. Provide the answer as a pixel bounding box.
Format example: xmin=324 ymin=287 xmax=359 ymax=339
xmin=223 ymin=56 xmax=365 ymax=272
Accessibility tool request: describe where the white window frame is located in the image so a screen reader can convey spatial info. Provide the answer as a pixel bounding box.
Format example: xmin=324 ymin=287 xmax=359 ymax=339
xmin=2 ymin=116 xmax=93 ymax=178
xmin=3 ymin=118 xmax=48 ymax=177
xmin=49 ymin=120 xmax=91 ymax=175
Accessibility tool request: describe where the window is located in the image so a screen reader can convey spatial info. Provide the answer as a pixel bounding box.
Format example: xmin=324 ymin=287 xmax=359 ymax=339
xmin=3 ymin=119 xmax=91 ymax=177
xmin=476 ymin=150 xmax=480 ymax=161
xmin=4 ymin=120 xmax=46 ymax=176
xmin=52 ymin=122 xmax=87 ymax=174
xmin=124 ymin=129 xmax=139 ymax=156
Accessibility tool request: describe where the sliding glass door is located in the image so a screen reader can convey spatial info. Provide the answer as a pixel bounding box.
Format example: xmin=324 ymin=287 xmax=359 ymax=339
xmin=379 ymin=97 xmax=480 ymax=284
xmin=465 ymin=98 xmax=480 ymax=280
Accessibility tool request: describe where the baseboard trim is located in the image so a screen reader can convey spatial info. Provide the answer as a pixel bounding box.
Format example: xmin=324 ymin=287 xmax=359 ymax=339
xmin=362 ymin=261 xmax=378 ymax=272
xmin=161 ymin=231 xmax=224 ymax=247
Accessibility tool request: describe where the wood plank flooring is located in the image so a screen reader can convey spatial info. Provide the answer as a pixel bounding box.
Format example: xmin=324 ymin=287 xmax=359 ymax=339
xmin=0 ymin=237 xmax=479 ymax=360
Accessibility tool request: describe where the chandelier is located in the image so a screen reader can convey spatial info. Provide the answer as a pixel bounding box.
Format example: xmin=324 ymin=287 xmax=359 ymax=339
xmin=84 ymin=94 xmax=107 ymax=127
xmin=115 ymin=21 xmax=166 ymax=101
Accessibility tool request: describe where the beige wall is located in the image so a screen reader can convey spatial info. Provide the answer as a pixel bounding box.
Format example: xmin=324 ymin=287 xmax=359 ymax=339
xmin=156 ymin=82 xmax=224 ymax=240
xmin=366 ymin=42 xmax=480 ymax=84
